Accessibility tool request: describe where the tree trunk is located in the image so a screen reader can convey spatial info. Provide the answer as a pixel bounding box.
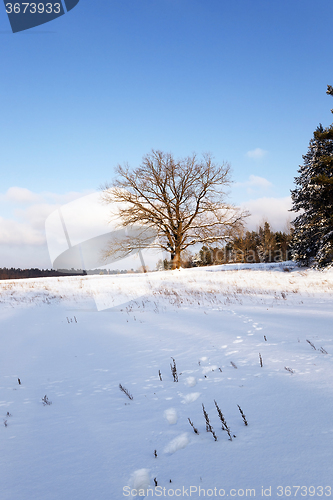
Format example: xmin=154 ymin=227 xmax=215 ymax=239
xmin=171 ymin=248 xmax=181 ymax=269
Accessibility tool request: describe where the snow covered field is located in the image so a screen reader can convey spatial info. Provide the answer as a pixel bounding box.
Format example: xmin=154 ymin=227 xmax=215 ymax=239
xmin=1 ymin=263 xmax=333 ymax=499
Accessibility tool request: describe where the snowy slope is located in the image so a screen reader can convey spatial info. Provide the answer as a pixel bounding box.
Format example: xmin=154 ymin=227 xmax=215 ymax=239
xmin=0 ymin=264 xmax=333 ymax=499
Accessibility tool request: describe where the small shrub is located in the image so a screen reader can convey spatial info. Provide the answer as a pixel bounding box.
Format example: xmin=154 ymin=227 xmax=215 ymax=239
xmin=259 ymin=353 xmax=263 ymax=367
xmin=42 ymin=395 xmax=52 ymax=406
xmin=230 ymin=361 xmax=237 ymax=369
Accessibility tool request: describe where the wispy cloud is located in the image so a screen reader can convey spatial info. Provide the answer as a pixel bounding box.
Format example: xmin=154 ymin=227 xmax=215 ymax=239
xmin=0 ymin=186 xmax=92 ymax=267
xmin=0 ymin=187 xmax=90 ymax=206
xmin=240 ymin=196 xmax=293 ymax=231
xmin=2 ymin=187 xmax=42 ymax=204
xmin=247 ymin=175 xmax=272 ymax=189
xmin=246 ymin=148 xmax=267 ymax=159
xmin=0 ymin=216 xmax=45 ymax=246
xmin=235 ymin=175 xmax=273 ymax=194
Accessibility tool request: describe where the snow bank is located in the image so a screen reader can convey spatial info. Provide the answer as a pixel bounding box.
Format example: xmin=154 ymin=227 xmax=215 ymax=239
xmin=1 ymin=264 xmax=333 ymax=499
xmin=0 ymin=261 xmax=332 ymax=311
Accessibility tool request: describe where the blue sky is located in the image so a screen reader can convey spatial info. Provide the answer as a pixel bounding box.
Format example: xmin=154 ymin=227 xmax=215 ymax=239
xmin=1 ymin=0 xmax=333 ymax=267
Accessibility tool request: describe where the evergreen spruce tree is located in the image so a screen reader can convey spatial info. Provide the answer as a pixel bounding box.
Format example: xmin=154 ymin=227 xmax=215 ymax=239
xmin=290 ymin=86 xmax=333 ymax=267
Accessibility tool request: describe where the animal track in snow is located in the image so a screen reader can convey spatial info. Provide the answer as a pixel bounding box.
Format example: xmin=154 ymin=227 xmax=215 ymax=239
xmin=164 ymin=433 xmax=189 ymax=453
xmin=180 ymin=392 xmax=201 ymax=404
xmin=129 ymin=469 xmax=151 ymax=494
xmin=185 ymin=376 xmax=196 ymax=387
xmin=164 ymin=408 xmax=178 ymax=424
xmin=202 ymin=365 xmax=217 ymax=374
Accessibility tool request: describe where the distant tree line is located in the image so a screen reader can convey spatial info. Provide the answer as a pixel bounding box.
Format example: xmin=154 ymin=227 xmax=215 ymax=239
xmin=216 ymin=221 xmax=292 ymax=265
xmin=0 ymin=268 xmax=139 ymax=280
xmin=160 ymin=222 xmax=292 ymax=268
xmin=0 ymin=268 xmax=85 ymax=280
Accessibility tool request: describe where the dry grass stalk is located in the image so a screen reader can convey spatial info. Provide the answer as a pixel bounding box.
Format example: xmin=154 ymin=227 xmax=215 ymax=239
xmin=119 ymin=384 xmax=133 ymax=400
xmin=188 ymin=418 xmax=199 ymax=434
xmin=214 ymin=400 xmax=232 ymax=440
xmin=202 ymin=404 xmax=217 ymax=441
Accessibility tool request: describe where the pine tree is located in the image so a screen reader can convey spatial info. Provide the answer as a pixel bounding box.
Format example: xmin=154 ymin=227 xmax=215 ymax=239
xmin=290 ymin=87 xmax=333 ymax=267
xmin=257 ymin=222 xmax=277 ymax=263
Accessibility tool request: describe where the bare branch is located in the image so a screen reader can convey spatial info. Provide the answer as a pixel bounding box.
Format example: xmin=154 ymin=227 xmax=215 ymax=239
xmin=102 ymin=150 xmax=249 ymax=269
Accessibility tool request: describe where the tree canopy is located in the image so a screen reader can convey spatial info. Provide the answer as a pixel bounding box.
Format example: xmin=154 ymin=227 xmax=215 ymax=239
xmin=102 ymin=150 xmax=248 ymax=269
xmin=290 ymin=86 xmax=333 ymax=267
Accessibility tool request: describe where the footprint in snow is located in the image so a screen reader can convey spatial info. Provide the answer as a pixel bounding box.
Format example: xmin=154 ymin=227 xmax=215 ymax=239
xmin=202 ymin=366 xmax=217 ymax=374
xmin=129 ymin=469 xmax=151 ymax=494
xmin=164 ymin=433 xmax=189 ymax=454
xmin=164 ymin=408 xmax=178 ymax=425
xmin=185 ymin=376 xmax=197 ymax=387
xmin=181 ymin=392 xmax=201 ymax=404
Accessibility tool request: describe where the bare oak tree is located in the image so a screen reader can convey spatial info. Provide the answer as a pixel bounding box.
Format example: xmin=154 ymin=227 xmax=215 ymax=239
xmin=102 ymin=150 xmax=248 ymax=269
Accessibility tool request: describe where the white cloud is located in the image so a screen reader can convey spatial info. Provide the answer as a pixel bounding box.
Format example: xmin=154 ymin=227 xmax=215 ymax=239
xmin=0 ymin=187 xmax=43 ymax=204
xmin=0 ymin=243 xmax=51 ymax=269
xmin=0 ymin=216 xmax=45 ymax=245
xmin=235 ymin=175 xmax=273 ymax=195
xmin=15 ymin=203 xmax=67 ymax=232
xmin=241 ymin=196 xmax=293 ymax=231
xmin=0 ymin=187 xmax=93 ymax=267
xmin=246 ymin=148 xmax=267 ymax=159
xmin=240 ymin=175 xmax=272 ymax=189
xmin=0 ymin=186 xmax=92 ymax=206
xmin=248 ymin=175 xmax=272 ymax=189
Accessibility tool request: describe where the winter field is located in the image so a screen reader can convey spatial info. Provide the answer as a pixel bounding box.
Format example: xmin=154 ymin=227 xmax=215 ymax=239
xmin=1 ymin=262 xmax=333 ymax=500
